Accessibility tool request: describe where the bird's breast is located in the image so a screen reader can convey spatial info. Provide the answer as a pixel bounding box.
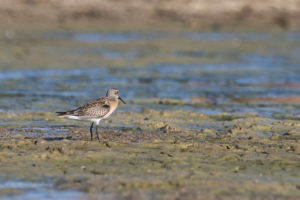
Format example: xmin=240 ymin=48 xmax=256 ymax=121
xmin=103 ymin=100 xmax=118 ymax=118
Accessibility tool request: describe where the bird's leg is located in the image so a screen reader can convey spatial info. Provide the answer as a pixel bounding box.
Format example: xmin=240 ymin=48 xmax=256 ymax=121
xmin=90 ymin=122 xmax=94 ymax=141
xmin=95 ymin=125 xmax=100 ymax=142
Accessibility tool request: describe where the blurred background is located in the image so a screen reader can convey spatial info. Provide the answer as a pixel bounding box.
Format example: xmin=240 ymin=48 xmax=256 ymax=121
xmin=0 ymin=1 xmax=300 ymax=199
xmin=0 ymin=0 xmax=300 ymax=116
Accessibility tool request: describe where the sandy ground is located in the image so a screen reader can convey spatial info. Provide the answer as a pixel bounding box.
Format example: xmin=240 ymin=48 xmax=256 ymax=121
xmin=1 ymin=0 xmax=300 ymax=30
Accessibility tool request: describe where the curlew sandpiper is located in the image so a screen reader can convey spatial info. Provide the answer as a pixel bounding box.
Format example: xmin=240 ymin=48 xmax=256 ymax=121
xmin=56 ymin=88 xmax=125 ymax=141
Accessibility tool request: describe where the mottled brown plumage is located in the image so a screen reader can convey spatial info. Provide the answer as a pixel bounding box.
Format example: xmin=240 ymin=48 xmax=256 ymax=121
xmin=56 ymin=88 xmax=125 ymax=141
xmin=58 ymin=97 xmax=116 ymax=118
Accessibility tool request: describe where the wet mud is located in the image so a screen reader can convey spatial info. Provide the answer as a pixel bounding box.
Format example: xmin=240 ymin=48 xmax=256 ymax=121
xmin=0 ymin=25 xmax=300 ymax=199
xmin=0 ymin=110 xmax=299 ymax=199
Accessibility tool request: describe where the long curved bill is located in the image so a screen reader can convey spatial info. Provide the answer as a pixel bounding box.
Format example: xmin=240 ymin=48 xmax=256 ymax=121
xmin=118 ymin=97 xmax=126 ymax=104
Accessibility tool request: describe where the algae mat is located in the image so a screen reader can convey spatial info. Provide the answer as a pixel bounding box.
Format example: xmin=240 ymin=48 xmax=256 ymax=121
xmin=0 ymin=110 xmax=299 ymax=199
xmin=0 ymin=28 xmax=300 ymax=199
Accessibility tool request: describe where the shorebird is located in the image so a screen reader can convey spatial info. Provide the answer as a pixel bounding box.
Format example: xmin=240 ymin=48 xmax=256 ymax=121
xmin=56 ymin=88 xmax=125 ymax=141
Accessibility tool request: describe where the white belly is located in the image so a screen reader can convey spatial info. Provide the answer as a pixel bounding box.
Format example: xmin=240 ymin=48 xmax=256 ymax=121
xmin=65 ymin=115 xmax=102 ymax=125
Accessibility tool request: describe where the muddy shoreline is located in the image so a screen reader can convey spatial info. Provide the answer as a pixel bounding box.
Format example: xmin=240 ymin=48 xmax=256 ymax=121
xmin=0 ymin=5 xmax=300 ymax=198
xmin=1 ymin=0 xmax=300 ymax=31
xmin=0 ymin=111 xmax=299 ymax=199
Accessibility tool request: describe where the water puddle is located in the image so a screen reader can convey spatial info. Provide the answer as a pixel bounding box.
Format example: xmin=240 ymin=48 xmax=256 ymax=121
xmin=45 ymin=32 xmax=156 ymax=43
xmin=0 ymin=180 xmax=82 ymax=200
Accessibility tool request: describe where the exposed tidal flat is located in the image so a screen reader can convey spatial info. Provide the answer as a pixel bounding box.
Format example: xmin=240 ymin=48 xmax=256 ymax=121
xmin=0 ymin=110 xmax=300 ymax=199
xmin=0 ymin=24 xmax=300 ymax=199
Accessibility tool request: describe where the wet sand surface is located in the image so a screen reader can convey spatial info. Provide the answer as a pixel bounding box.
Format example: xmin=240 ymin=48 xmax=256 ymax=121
xmin=1 ymin=0 xmax=300 ymax=30
xmin=0 ymin=25 xmax=300 ymax=199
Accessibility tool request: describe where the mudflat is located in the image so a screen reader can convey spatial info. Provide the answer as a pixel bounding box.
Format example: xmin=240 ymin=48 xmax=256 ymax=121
xmin=0 ymin=2 xmax=300 ymax=199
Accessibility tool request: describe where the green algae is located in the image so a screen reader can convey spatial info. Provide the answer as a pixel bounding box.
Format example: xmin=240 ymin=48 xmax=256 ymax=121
xmin=0 ymin=110 xmax=299 ymax=199
xmin=1 ymin=24 xmax=300 ymax=199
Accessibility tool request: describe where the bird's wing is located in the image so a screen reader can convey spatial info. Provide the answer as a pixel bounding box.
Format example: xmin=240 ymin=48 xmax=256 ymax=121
xmin=71 ymin=97 xmax=111 ymax=118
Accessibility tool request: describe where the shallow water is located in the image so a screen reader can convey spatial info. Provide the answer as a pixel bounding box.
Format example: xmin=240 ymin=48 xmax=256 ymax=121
xmin=0 ymin=29 xmax=300 ymax=199
xmin=1 ymin=30 xmax=300 ymax=132
xmin=1 ymin=31 xmax=300 ymax=116
xmin=0 ymin=180 xmax=82 ymax=200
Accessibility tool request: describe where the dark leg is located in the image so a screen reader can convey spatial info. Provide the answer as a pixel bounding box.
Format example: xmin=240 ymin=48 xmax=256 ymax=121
xmin=90 ymin=122 xmax=94 ymax=141
xmin=95 ymin=125 xmax=100 ymax=142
